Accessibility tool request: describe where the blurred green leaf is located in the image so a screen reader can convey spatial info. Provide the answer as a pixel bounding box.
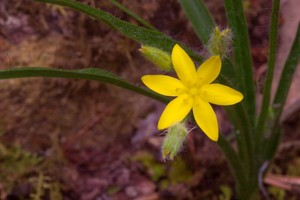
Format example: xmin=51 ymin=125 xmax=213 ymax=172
xmin=219 ymin=185 xmax=233 ymax=200
xmin=273 ymin=24 xmax=300 ymax=122
xmin=132 ymin=151 xmax=165 ymax=181
xmin=108 ymin=0 xmax=157 ymax=31
xmin=179 ymin=0 xmax=215 ymax=44
xmin=0 ymin=143 xmax=42 ymax=193
xmin=49 ymin=181 xmax=63 ymax=200
xmin=268 ymin=186 xmax=285 ymax=200
xmin=168 ymin=157 xmax=193 ymax=184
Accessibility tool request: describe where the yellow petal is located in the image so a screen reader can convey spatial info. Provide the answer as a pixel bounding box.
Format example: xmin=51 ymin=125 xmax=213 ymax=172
xmin=196 ymin=55 xmax=221 ymax=85
xmin=172 ymin=44 xmax=197 ymax=86
xmin=193 ymin=98 xmax=218 ymax=141
xmin=200 ymin=84 xmax=244 ymax=105
xmin=158 ymin=94 xmax=193 ymax=130
xmin=142 ymin=75 xmax=186 ymax=96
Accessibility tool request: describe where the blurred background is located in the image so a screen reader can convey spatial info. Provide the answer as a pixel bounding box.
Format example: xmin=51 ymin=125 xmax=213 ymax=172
xmin=0 ymin=0 xmax=299 ymax=199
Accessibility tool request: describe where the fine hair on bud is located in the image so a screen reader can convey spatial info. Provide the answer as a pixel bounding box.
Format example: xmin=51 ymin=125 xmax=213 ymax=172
xmin=207 ymin=26 xmax=232 ymax=58
xmin=161 ymin=122 xmax=188 ymax=160
xmin=139 ymin=45 xmax=172 ymax=71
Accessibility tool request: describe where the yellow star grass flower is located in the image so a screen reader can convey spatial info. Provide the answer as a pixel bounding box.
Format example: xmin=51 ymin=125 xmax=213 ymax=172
xmin=142 ymin=44 xmax=243 ymax=141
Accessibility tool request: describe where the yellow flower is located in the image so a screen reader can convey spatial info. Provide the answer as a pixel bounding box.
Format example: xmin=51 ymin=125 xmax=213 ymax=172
xmin=142 ymin=44 xmax=243 ymax=141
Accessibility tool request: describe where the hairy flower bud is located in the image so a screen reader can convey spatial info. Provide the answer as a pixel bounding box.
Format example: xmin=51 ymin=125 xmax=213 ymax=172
xmin=161 ymin=122 xmax=188 ymax=160
xmin=139 ymin=45 xmax=172 ymax=71
xmin=208 ymin=27 xmax=232 ymax=58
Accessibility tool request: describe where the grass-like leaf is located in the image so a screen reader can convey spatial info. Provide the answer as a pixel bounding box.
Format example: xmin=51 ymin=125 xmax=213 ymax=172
xmin=273 ymin=23 xmax=300 ymax=123
xmin=0 ymin=67 xmax=169 ymax=104
xmin=108 ymin=0 xmax=157 ymax=31
xmin=179 ymin=0 xmax=215 ymax=44
xmin=224 ymin=0 xmax=255 ymax=124
xmin=224 ymin=1 xmax=257 ymax=192
xmin=256 ymin=0 xmax=280 ymax=140
xmin=263 ymin=24 xmax=300 ymax=160
xmin=217 ymin=135 xmax=248 ymax=199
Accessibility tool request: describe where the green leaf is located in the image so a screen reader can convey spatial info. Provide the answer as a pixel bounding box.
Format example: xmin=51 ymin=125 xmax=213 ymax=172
xmin=224 ymin=102 xmax=253 ymax=184
xmin=217 ymin=135 xmax=247 ymax=199
xmin=219 ymin=58 xmax=238 ymax=87
xmin=0 ymin=67 xmax=169 ymax=104
xmin=273 ymin=23 xmax=300 ymax=123
xmin=256 ymin=0 xmax=280 ymax=141
xmin=179 ymin=0 xmax=215 ymax=44
xmin=33 ymin=0 xmax=202 ymax=62
xmin=219 ymin=59 xmax=254 ymax=165
xmin=263 ymin=23 xmax=300 ymax=161
xmin=224 ymin=0 xmax=255 ymax=124
xmin=108 ymin=0 xmax=157 ymax=31
xmin=224 ymin=1 xmax=257 ymax=192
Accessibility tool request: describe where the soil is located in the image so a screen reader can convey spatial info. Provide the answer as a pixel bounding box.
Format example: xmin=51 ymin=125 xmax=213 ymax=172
xmin=0 ymin=0 xmax=299 ymax=199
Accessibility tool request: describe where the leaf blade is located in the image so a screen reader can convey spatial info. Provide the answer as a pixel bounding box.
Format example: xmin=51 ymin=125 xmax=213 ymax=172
xmin=217 ymin=135 xmax=248 ymax=199
xmin=266 ymin=23 xmax=300 ymax=161
xmin=179 ymin=0 xmax=215 ymax=44
xmin=224 ymin=0 xmax=255 ymax=124
xmin=256 ymin=0 xmax=280 ymax=142
xmin=273 ymin=23 xmax=300 ymax=121
xmin=108 ymin=0 xmax=157 ymax=31
xmin=0 ymin=67 xmax=169 ymax=104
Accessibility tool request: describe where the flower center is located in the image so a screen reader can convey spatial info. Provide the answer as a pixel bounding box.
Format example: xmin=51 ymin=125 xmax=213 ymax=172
xmin=187 ymin=87 xmax=199 ymax=97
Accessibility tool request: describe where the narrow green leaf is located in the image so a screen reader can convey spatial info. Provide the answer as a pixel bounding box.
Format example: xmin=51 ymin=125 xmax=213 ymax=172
xmin=256 ymin=0 xmax=280 ymax=140
xmin=262 ymin=24 xmax=300 ymax=161
xmin=263 ymin=129 xmax=281 ymax=161
xmin=224 ymin=0 xmax=255 ymax=124
xmin=224 ymin=1 xmax=256 ymax=189
xmin=224 ymin=103 xmax=253 ymax=178
xmin=219 ymin=59 xmax=254 ymax=165
xmin=0 ymin=67 xmax=169 ymax=104
xmin=108 ymin=0 xmax=157 ymax=31
xmin=34 ymin=0 xmax=202 ymax=62
xmin=225 ymin=104 xmax=252 ymax=146
xmin=179 ymin=0 xmax=215 ymax=44
xmin=217 ymin=135 xmax=248 ymax=199
xmin=219 ymin=58 xmax=238 ymax=87
xmin=273 ymin=23 xmax=300 ymax=122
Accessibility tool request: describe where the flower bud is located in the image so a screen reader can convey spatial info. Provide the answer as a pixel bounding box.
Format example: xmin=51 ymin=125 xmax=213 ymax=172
xmin=161 ymin=122 xmax=188 ymax=160
xmin=208 ymin=27 xmax=232 ymax=58
xmin=139 ymin=45 xmax=172 ymax=71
